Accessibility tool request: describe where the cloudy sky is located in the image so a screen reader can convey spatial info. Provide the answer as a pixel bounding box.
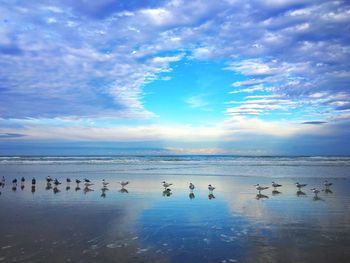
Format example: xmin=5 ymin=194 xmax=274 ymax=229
xmin=0 ymin=0 xmax=349 ymax=155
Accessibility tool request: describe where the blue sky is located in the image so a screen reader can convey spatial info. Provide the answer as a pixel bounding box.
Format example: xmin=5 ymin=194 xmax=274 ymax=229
xmin=0 ymin=0 xmax=349 ymax=155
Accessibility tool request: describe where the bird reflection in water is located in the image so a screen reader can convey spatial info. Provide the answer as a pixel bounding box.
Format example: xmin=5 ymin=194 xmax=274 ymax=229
xmin=189 ymin=192 xmax=195 ymax=199
xmin=84 ymin=186 xmax=94 ymax=194
xmin=324 ymin=188 xmax=333 ymax=194
xmin=162 ymin=188 xmax=172 ymax=197
xmin=12 ymin=186 xmax=17 ymax=192
xmin=208 ymin=193 xmax=215 ymax=200
xmin=66 ymin=186 xmax=70 ymax=191
xmin=75 ymin=186 xmax=81 ymax=191
xmin=31 ymin=186 xmax=36 ymax=194
xmin=21 ymin=185 xmax=25 ymax=191
xmin=53 ymin=187 xmax=60 ymax=194
xmin=296 ymin=190 xmax=306 ymax=197
xmin=256 ymin=193 xmax=268 ymax=200
xmin=272 ymin=190 xmax=281 ymax=196
xmin=119 ymin=188 xmax=129 ymax=194
xmin=101 ymin=187 xmax=108 ymax=198
xmin=313 ymin=195 xmax=324 ymax=201
xmin=46 ymin=183 xmax=52 ymax=191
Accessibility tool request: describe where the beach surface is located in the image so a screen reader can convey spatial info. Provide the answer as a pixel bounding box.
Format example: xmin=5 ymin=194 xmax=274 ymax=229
xmin=0 ymin=156 xmax=350 ymax=263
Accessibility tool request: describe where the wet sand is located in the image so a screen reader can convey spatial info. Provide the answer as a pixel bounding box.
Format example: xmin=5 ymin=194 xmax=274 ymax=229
xmin=1 ymin=173 xmax=350 ymax=263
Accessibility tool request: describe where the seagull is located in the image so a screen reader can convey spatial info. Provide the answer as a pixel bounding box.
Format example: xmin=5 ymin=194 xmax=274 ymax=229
xmin=324 ymin=180 xmax=333 ymax=188
xmin=32 ymin=178 xmax=36 ymax=185
xmin=1 ymin=176 xmax=5 ymax=184
xmin=46 ymin=176 xmax=53 ymax=183
xmin=102 ymin=179 xmax=109 ymax=187
xmin=272 ymin=181 xmax=282 ymax=189
xmin=208 ymin=184 xmax=215 ymax=192
xmin=189 ymin=183 xmax=195 ymax=191
xmin=12 ymin=179 xmax=17 ymax=186
xmin=21 ymin=177 xmax=25 ymax=183
xmin=84 ymin=178 xmax=91 ymax=183
xmin=54 ymin=179 xmax=61 ymax=186
xmin=119 ymin=181 xmax=129 ymax=188
xmin=75 ymin=179 xmax=81 ymax=185
xmin=311 ymin=188 xmax=320 ymax=196
xmin=255 ymin=184 xmax=269 ymax=194
xmin=162 ymin=181 xmax=172 ymax=188
xmin=66 ymin=178 xmax=71 ymax=184
xmin=295 ymin=182 xmax=307 ymax=189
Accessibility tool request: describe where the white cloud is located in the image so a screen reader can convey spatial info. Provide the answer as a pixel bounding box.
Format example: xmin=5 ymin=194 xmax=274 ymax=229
xmin=185 ymin=95 xmax=210 ymax=109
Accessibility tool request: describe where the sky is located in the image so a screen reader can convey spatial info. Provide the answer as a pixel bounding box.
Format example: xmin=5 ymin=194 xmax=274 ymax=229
xmin=0 ymin=0 xmax=349 ymax=155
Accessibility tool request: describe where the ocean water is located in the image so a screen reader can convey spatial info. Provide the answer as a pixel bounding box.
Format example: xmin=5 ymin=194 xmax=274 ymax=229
xmin=0 ymin=155 xmax=349 ymax=179
xmin=0 ymin=156 xmax=350 ymax=263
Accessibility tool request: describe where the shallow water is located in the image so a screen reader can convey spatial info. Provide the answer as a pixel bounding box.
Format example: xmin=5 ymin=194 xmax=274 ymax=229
xmin=0 ymin=156 xmax=350 ymax=262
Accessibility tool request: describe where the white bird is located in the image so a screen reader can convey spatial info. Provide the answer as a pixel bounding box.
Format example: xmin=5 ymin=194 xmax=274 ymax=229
xmin=208 ymin=184 xmax=215 ymax=192
xmin=102 ymin=179 xmax=109 ymax=187
xmin=162 ymin=181 xmax=172 ymax=188
xmin=255 ymin=184 xmax=269 ymax=193
xmin=311 ymin=188 xmax=320 ymax=196
xmin=189 ymin=183 xmax=195 ymax=191
xmin=272 ymin=181 xmax=282 ymax=188
xmin=295 ymin=182 xmax=307 ymax=189
xmin=119 ymin=181 xmax=129 ymax=188
xmin=324 ymin=180 xmax=333 ymax=188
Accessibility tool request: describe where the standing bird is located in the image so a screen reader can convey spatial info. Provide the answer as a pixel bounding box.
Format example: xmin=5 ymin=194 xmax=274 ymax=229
xmin=66 ymin=178 xmax=71 ymax=184
xmin=21 ymin=177 xmax=25 ymax=183
xmin=54 ymin=178 xmax=61 ymax=186
xmin=119 ymin=181 xmax=129 ymax=188
xmin=32 ymin=178 xmax=36 ymax=185
xmin=102 ymin=179 xmax=109 ymax=187
xmin=46 ymin=176 xmax=53 ymax=183
xmin=12 ymin=178 xmax=17 ymax=186
xmin=255 ymin=184 xmax=269 ymax=194
xmin=75 ymin=179 xmax=81 ymax=185
xmin=311 ymin=188 xmax=320 ymax=197
xmin=272 ymin=181 xmax=282 ymax=189
xmin=162 ymin=181 xmax=172 ymax=189
xmin=189 ymin=183 xmax=195 ymax=191
xmin=1 ymin=176 xmax=5 ymax=184
xmin=324 ymin=180 xmax=333 ymax=188
xmin=84 ymin=178 xmax=91 ymax=183
xmin=208 ymin=184 xmax=215 ymax=192
xmin=295 ymin=182 xmax=307 ymax=189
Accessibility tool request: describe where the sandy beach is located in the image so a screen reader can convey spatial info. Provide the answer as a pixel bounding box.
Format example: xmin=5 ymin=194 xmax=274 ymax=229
xmin=0 ymin=156 xmax=349 ymax=263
